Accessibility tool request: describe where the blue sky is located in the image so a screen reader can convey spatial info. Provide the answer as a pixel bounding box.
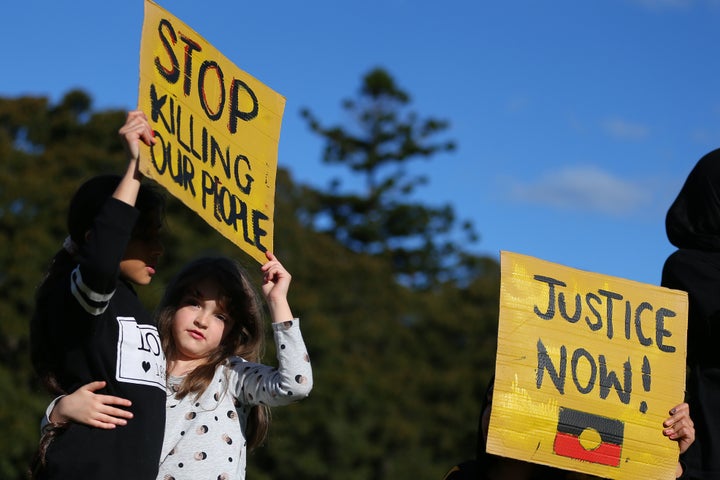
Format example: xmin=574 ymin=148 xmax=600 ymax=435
xmin=3 ymin=0 xmax=719 ymax=285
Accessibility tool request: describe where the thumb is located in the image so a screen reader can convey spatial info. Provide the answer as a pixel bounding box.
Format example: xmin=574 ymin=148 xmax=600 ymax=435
xmin=82 ymin=380 xmax=108 ymax=393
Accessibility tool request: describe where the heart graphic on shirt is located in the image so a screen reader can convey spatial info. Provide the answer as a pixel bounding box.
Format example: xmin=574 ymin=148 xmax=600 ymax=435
xmin=142 ymin=361 xmax=151 ymax=372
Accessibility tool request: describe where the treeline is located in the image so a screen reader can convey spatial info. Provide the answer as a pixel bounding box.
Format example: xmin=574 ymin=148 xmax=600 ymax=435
xmin=0 ymin=70 xmax=500 ymax=479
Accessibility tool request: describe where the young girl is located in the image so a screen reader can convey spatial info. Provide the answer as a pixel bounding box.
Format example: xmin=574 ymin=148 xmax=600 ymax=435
xmin=158 ymin=251 xmax=312 ymax=479
xmin=30 ymin=111 xmax=167 ymax=480
xmin=53 ymin=251 xmax=313 ymax=480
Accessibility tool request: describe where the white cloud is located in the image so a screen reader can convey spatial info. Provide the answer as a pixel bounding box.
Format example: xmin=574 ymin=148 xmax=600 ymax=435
xmin=601 ymin=118 xmax=650 ymax=140
xmin=508 ymin=165 xmax=652 ymax=217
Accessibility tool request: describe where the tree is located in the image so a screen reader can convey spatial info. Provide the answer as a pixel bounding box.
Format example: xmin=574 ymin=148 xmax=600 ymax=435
xmin=300 ymin=68 xmax=479 ymax=289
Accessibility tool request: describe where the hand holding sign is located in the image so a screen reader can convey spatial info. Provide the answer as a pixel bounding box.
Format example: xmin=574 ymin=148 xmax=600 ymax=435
xmin=663 ymin=403 xmax=694 ymax=454
xmin=118 ymin=110 xmax=156 ymax=163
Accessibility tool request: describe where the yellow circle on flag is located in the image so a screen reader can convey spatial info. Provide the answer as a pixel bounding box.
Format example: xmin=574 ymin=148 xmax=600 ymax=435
xmin=578 ymin=427 xmax=602 ymax=451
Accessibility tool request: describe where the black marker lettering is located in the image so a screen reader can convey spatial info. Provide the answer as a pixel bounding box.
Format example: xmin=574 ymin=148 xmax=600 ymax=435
xmin=533 ymin=275 xmax=566 ymax=320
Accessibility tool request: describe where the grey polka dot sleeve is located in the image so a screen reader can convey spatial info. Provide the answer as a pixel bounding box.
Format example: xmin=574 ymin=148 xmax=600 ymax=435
xmin=227 ymin=318 xmax=313 ymax=406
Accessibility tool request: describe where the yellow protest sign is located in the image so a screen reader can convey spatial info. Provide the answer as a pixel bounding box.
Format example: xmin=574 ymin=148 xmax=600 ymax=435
xmin=487 ymin=251 xmax=688 ymax=479
xmin=138 ymin=0 xmax=286 ymax=264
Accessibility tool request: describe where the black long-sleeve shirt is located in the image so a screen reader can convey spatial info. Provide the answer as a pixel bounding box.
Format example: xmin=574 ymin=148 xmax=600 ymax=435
xmin=39 ymin=198 xmax=166 ymax=480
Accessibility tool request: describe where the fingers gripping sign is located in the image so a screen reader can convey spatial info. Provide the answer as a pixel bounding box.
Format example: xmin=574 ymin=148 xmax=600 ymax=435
xmin=261 ymin=251 xmax=293 ymax=323
xmin=663 ymin=403 xmax=695 ymax=455
xmin=119 ymin=110 xmax=156 ymax=162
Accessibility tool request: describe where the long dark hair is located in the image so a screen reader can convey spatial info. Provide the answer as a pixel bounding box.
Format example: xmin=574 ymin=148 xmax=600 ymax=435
xmin=157 ymin=256 xmax=271 ymax=450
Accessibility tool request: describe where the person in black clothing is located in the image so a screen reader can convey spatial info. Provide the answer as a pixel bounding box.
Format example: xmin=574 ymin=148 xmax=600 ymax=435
xmin=30 ymin=110 xmax=167 ymax=480
xmin=662 ymin=147 xmax=720 ymax=480
xmin=441 ymin=378 xmax=570 ymax=480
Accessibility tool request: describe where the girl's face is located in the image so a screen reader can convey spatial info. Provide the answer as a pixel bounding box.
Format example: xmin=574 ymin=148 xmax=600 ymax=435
xmin=119 ymin=212 xmax=163 ymax=286
xmin=171 ymin=278 xmax=231 ymax=364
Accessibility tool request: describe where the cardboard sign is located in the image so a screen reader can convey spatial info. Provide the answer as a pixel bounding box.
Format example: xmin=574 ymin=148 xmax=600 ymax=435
xmin=138 ymin=0 xmax=286 ymax=264
xmin=487 ymin=251 xmax=688 ymax=479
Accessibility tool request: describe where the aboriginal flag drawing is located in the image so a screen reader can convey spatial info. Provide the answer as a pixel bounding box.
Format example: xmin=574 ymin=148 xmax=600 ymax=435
xmin=553 ymin=407 xmax=624 ymax=467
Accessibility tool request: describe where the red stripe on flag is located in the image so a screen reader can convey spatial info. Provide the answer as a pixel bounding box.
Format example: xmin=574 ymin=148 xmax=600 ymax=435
xmin=553 ymin=431 xmax=622 ymax=467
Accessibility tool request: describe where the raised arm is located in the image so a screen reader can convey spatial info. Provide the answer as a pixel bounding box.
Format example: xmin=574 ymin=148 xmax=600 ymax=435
xmin=227 ymin=253 xmax=312 ymax=405
xmin=113 ymin=110 xmax=156 ymax=206
xmin=260 ymin=251 xmax=293 ymax=323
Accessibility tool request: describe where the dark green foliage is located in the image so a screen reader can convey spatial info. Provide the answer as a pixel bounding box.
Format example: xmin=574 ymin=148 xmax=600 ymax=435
xmin=0 ymin=87 xmax=499 ymax=480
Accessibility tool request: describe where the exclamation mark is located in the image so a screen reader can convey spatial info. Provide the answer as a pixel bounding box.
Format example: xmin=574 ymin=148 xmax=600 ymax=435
xmin=639 ymin=355 xmax=651 ymax=413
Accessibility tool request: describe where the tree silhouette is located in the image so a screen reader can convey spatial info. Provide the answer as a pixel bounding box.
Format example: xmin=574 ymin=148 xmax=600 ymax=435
xmin=300 ymin=68 xmax=479 ymax=289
